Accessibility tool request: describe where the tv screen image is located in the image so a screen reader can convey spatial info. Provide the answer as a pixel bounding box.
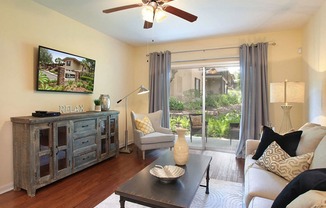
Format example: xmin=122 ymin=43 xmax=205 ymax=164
xmin=37 ymin=46 xmax=96 ymax=93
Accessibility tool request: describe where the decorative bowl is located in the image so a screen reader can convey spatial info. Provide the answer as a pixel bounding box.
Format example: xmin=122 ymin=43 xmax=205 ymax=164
xmin=149 ymin=165 xmax=185 ymax=183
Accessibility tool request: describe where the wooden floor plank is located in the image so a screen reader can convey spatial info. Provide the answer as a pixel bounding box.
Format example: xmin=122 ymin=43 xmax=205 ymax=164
xmin=0 ymin=146 xmax=244 ymax=208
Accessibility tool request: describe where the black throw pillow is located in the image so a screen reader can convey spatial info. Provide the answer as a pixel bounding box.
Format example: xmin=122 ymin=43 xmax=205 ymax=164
xmin=272 ymin=168 xmax=326 ymax=208
xmin=252 ymin=126 xmax=302 ymax=160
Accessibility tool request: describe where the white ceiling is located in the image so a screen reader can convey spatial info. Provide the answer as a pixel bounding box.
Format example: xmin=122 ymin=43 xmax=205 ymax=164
xmin=33 ymin=0 xmax=325 ymax=46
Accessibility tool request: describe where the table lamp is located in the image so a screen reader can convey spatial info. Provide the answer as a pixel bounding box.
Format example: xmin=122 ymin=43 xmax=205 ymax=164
xmin=270 ymin=80 xmax=304 ymax=134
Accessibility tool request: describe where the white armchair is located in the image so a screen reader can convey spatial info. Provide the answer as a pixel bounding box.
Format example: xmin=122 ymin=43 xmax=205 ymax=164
xmin=130 ymin=110 xmax=175 ymax=160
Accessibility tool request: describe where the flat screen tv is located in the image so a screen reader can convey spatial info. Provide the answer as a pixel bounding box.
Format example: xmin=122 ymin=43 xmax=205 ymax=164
xmin=37 ymin=46 xmax=96 ymax=93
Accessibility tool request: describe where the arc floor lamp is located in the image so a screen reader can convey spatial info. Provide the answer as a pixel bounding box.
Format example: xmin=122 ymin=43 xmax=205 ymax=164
xmin=270 ymin=80 xmax=304 ymax=134
xmin=117 ymin=85 xmax=149 ymax=154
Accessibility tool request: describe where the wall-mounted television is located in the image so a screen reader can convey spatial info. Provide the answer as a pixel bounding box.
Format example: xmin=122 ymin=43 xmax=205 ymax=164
xmin=37 ymin=46 xmax=96 ymax=93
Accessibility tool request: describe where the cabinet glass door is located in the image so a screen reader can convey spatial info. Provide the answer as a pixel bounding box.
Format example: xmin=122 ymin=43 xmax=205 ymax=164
xmin=53 ymin=121 xmax=72 ymax=179
xmin=109 ymin=115 xmax=118 ymax=154
xmin=99 ymin=117 xmax=109 ymax=159
xmin=35 ymin=124 xmax=53 ymax=182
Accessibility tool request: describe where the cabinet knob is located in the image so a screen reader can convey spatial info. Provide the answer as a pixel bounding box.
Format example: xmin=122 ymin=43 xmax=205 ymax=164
xmin=81 ymin=140 xmax=89 ymax=144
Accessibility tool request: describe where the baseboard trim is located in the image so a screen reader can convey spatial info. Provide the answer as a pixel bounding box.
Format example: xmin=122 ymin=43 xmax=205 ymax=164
xmin=0 ymin=183 xmax=13 ymax=195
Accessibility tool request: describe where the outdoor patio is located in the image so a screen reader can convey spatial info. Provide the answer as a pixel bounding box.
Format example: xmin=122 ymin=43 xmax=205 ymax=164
xmin=184 ymin=135 xmax=240 ymax=154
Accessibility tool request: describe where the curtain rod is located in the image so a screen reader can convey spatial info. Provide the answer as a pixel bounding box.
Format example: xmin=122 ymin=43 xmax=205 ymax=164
xmin=146 ymin=41 xmax=276 ymax=56
xmin=171 ymin=41 xmax=276 ymax=55
xmin=171 ymin=56 xmax=239 ymax=64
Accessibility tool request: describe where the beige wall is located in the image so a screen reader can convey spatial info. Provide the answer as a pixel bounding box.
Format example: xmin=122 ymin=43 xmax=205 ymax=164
xmin=134 ymin=30 xmax=305 ymax=132
xmin=2 ymin=0 xmax=325 ymax=196
xmin=303 ymin=1 xmax=326 ymax=125
xmin=0 ymin=1 xmax=135 ymax=193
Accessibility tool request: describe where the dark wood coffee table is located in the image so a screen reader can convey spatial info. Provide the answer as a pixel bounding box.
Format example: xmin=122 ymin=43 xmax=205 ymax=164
xmin=115 ymin=152 xmax=212 ymax=208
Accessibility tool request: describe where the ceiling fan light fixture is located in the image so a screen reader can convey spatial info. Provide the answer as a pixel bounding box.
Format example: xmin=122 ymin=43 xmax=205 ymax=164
xmin=142 ymin=5 xmax=154 ymax=23
xmin=155 ymin=7 xmax=167 ymax=23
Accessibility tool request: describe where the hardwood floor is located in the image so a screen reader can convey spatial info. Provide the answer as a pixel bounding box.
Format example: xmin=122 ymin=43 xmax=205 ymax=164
xmin=0 ymin=146 xmax=244 ymax=208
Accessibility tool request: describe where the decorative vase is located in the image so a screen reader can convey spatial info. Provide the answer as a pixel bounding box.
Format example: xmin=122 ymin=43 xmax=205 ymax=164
xmin=99 ymin=94 xmax=110 ymax=111
xmin=173 ymin=128 xmax=189 ymax=165
xmin=95 ymin=105 xmax=101 ymax=112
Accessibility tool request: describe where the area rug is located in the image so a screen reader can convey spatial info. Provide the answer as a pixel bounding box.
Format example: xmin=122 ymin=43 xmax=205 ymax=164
xmin=95 ymin=179 xmax=243 ymax=208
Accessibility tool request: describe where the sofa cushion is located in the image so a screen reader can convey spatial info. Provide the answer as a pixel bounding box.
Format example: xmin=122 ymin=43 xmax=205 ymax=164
xmin=272 ymin=168 xmax=326 ymax=208
xmin=276 ymin=153 xmax=313 ymax=181
xmin=298 ymin=122 xmax=321 ymax=131
xmin=244 ymin=166 xmax=288 ymax=207
xmin=248 ymin=197 xmax=274 ymax=208
xmin=286 ymin=190 xmax=326 ymax=208
xmin=256 ymin=141 xmax=289 ymax=171
xmin=310 ymin=136 xmax=326 ymax=169
xmin=245 ymin=154 xmax=263 ymax=173
xmin=296 ymin=124 xmax=326 ymax=155
xmin=252 ymin=126 xmax=302 ymax=160
xmin=135 ymin=116 xmax=155 ymax=135
xmin=256 ymin=141 xmax=313 ymax=181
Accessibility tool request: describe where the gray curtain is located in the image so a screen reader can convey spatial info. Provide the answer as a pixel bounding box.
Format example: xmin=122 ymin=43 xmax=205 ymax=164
xmin=148 ymin=51 xmax=171 ymax=128
xmin=236 ymin=43 xmax=270 ymax=158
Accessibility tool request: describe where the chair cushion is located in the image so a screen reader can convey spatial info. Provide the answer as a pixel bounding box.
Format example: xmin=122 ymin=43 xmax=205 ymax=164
xmin=252 ymin=126 xmax=302 ymax=160
xmin=190 ymin=115 xmax=202 ymax=126
xmin=140 ymin=132 xmax=174 ymax=144
xmin=146 ymin=110 xmax=163 ymax=131
xmin=256 ymin=141 xmax=313 ymax=181
xmin=135 ymin=116 xmax=154 ymax=135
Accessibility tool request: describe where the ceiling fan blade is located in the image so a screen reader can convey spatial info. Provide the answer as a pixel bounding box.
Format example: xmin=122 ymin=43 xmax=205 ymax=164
xmin=144 ymin=21 xmax=153 ymax=29
xmin=163 ymin=5 xmax=198 ymax=22
xmin=103 ymin=3 xmax=143 ymax=13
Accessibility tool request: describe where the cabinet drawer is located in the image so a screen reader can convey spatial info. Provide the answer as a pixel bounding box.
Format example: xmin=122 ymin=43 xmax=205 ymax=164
xmin=74 ymin=150 xmax=97 ymax=170
xmin=74 ymin=119 xmax=96 ymax=133
xmin=74 ymin=135 xmax=96 ymax=150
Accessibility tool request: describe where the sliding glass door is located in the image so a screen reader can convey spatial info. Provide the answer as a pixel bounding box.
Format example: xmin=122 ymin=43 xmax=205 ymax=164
xmin=204 ymin=64 xmax=241 ymax=152
xmin=170 ymin=67 xmax=204 ymax=149
xmin=169 ymin=63 xmax=241 ymax=153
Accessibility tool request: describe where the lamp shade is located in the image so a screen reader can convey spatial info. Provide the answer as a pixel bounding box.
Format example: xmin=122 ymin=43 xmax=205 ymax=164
xmin=270 ymin=81 xmax=305 ymax=104
xmin=138 ymin=85 xmax=149 ymax=95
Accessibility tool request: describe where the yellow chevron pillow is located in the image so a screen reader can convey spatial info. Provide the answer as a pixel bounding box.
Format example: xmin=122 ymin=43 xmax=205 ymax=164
xmin=135 ymin=116 xmax=154 ymax=135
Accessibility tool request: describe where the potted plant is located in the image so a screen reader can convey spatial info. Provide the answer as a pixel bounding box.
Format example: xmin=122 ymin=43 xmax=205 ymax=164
xmin=94 ymin=99 xmax=101 ymax=111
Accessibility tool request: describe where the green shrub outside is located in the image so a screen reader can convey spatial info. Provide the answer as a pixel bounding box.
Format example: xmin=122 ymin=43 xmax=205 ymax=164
xmin=169 ymin=87 xmax=241 ymax=138
xmin=170 ymin=115 xmax=189 ymax=133
xmin=169 ymin=97 xmax=184 ymax=110
xmin=207 ymin=111 xmax=241 ymax=137
xmin=170 ymin=111 xmax=240 ymax=138
xmin=206 ymin=92 xmax=240 ymax=108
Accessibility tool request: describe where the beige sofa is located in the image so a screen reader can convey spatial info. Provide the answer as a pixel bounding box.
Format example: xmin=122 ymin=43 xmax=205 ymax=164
xmin=244 ymin=123 xmax=326 ymax=208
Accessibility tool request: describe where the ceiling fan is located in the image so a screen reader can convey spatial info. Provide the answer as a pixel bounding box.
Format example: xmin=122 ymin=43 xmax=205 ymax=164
xmin=102 ymin=0 xmax=198 ymax=29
